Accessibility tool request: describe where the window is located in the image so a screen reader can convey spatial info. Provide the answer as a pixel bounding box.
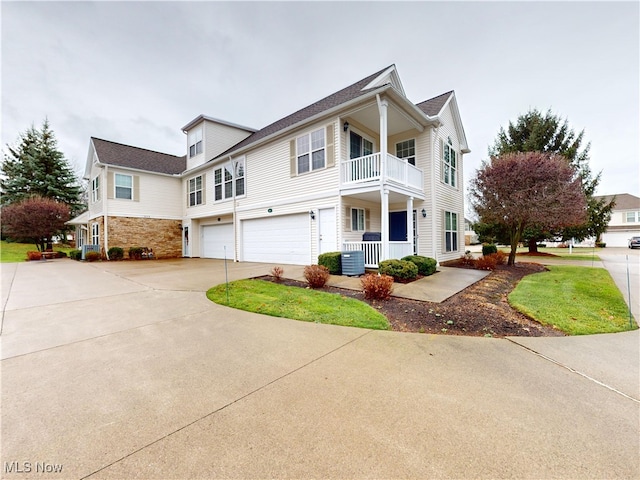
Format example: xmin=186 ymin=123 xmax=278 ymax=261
xmin=115 ymin=173 xmax=132 ymax=200
xmin=442 ymin=138 xmax=457 ymax=188
xmin=91 ymin=176 xmax=100 ymax=202
xmin=626 ymin=211 xmax=640 ymax=223
xmin=350 ymin=131 xmax=374 ymax=159
xmin=91 ymin=223 xmax=100 ymax=245
xmin=234 ymin=158 xmax=245 ymax=197
xmin=189 ymin=129 xmax=203 ymax=157
xmin=297 ymin=128 xmax=325 ymax=174
xmin=189 ymin=175 xmax=203 ymax=206
xmin=214 ymin=166 xmax=232 ymax=201
xmin=396 ymin=139 xmax=416 ymax=165
xmin=444 ymin=211 xmax=458 ymax=252
xmin=351 ymin=208 xmax=365 ymax=231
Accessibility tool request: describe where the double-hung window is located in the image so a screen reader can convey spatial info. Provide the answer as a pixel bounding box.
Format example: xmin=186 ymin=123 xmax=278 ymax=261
xmin=351 ymin=208 xmax=365 ymax=232
xmin=91 ymin=176 xmax=100 ymax=202
xmin=297 ymin=128 xmax=325 ymax=174
xmin=91 ymin=223 xmax=100 ymax=245
xmin=115 ymin=173 xmax=133 ymax=200
xmin=234 ymin=158 xmax=245 ymax=197
xmin=396 ymin=139 xmax=416 ymax=165
xmin=442 ymin=138 xmax=457 ymax=188
xmin=626 ymin=211 xmax=640 ymax=223
xmin=189 ymin=175 xmax=203 ymax=206
xmin=214 ymin=159 xmax=246 ymax=201
xmin=189 ymin=129 xmax=203 ymax=157
xmin=444 ymin=211 xmax=458 ymax=252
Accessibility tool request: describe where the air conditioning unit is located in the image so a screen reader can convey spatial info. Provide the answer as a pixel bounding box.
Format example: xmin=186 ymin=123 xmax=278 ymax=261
xmin=341 ymin=250 xmax=365 ymax=276
xmin=81 ymin=244 xmax=100 ymax=260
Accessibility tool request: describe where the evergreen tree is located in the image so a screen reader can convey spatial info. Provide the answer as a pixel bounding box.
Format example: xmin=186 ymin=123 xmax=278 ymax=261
xmin=1 ymin=119 xmax=84 ymax=216
xmin=488 ymin=109 xmax=613 ymax=251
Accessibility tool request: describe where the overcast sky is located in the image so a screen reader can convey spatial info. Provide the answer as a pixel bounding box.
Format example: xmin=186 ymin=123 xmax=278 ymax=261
xmin=2 ymin=1 xmax=639 ymax=204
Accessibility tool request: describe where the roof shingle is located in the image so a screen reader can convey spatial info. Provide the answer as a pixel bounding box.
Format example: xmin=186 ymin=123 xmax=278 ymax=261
xmin=92 ymin=137 xmax=186 ymax=175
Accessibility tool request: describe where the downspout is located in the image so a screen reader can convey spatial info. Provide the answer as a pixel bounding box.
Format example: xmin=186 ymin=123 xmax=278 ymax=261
xmin=230 ymin=156 xmax=238 ymax=262
xmin=431 ymin=125 xmax=440 ymax=265
xmin=103 ymin=164 xmax=109 ymax=260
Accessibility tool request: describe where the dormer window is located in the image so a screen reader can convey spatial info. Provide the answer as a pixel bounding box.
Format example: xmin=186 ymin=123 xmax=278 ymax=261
xmin=189 ymin=129 xmax=203 ymax=158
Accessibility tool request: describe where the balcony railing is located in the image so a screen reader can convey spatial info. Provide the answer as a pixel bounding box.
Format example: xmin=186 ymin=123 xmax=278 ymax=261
xmin=342 ymin=153 xmax=423 ymax=191
xmin=342 ymin=241 xmax=414 ymax=268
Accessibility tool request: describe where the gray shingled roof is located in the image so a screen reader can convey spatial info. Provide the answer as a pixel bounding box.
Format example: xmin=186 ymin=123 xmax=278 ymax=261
xmin=92 ymin=137 xmax=186 ymax=175
xmin=416 ymin=91 xmax=453 ymax=116
xmin=595 ymin=193 xmax=640 ymax=210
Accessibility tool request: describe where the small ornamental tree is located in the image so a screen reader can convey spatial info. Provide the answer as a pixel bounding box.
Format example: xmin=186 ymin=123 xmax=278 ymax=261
xmin=1 ymin=195 xmax=70 ymax=251
xmin=469 ymin=152 xmax=587 ymax=266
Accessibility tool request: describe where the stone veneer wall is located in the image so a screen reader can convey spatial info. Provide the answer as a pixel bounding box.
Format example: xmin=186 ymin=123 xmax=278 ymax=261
xmin=107 ymin=216 xmax=182 ymax=259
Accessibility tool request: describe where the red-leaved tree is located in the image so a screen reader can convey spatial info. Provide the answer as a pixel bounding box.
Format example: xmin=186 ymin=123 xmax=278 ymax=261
xmin=1 ymin=195 xmax=70 ymax=251
xmin=469 ymin=152 xmax=587 ymax=265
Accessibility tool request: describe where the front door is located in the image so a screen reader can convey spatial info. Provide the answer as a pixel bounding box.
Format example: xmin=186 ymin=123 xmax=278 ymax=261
xmin=350 ymin=131 xmax=374 ymax=159
xmin=389 ymin=210 xmax=418 ymax=254
xmin=183 ymin=226 xmax=189 ymax=257
xmin=318 ymin=208 xmax=337 ymax=254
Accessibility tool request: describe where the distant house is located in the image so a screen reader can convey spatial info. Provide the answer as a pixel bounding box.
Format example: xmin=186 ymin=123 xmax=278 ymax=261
xmin=464 ymin=218 xmax=479 ymax=245
xmin=68 ymin=64 xmax=470 ymax=266
xmin=595 ymin=193 xmax=640 ymax=247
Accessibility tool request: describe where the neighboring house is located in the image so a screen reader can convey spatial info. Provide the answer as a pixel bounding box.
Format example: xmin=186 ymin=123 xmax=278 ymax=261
xmin=464 ymin=217 xmax=479 ymax=245
xmin=595 ymin=193 xmax=640 ymax=247
xmin=68 ymin=64 xmax=470 ymax=266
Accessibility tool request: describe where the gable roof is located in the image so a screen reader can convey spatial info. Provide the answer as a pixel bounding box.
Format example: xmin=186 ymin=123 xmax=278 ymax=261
xmin=595 ymin=193 xmax=640 ymax=210
xmin=91 ymin=137 xmax=186 ymax=175
xmin=416 ymin=91 xmax=454 ymax=116
xmin=214 ymin=65 xmax=397 ymax=160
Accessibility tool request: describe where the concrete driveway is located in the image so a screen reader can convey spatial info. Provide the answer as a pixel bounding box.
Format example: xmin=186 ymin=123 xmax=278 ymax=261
xmin=1 ymin=258 xmax=638 ymax=479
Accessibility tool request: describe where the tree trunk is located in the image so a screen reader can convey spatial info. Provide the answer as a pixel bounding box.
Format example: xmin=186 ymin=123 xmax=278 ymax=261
xmin=527 ymin=237 xmax=538 ymax=254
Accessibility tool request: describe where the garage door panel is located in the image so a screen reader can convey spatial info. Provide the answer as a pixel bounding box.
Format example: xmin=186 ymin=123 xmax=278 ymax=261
xmin=243 ymin=214 xmax=310 ymax=264
xmin=202 ymin=224 xmax=234 ymax=259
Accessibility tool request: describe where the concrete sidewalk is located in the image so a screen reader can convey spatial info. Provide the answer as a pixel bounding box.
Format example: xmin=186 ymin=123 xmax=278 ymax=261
xmin=1 ymin=258 xmax=638 ymax=479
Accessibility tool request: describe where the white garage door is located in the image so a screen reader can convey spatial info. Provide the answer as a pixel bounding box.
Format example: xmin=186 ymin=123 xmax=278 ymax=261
xmin=202 ymin=224 xmax=234 ymax=259
xmin=243 ymin=214 xmax=310 ymax=264
xmin=602 ymin=231 xmax=640 ymax=247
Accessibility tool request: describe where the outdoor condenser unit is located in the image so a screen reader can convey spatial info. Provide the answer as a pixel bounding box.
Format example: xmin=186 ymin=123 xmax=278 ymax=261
xmin=341 ymin=250 xmax=365 ymax=276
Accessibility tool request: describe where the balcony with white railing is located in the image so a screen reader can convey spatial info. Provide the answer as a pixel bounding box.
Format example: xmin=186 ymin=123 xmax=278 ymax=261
xmin=342 ymin=241 xmax=414 ymax=268
xmin=341 ymin=153 xmax=424 ymax=192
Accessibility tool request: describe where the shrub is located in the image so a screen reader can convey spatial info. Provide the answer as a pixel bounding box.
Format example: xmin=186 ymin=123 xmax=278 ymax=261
xmin=271 ymin=266 xmax=284 ymax=281
xmin=108 ymin=247 xmax=124 ymax=260
xmin=475 ymin=255 xmax=498 ymax=271
xmin=318 ymin=251 xmax=342 ymax=275
xmin=85 ymin=251 xmax=101 ymax=262
xmin=55 ymin=251 xmax=67 ymax=258
xmin=26 ymin=251 xmax=42 ymax=261
xmin=361 ymin=273 xmax=394 ymax=300
xmin=596 ymin=242 xmax=606 ymax=248
xmin=401 ymin=255 xmax=437 ymax=276
xmin=69 ymin=249 xmax=82 ymax=260
xmin=304 ymin=264 xmax=330 ymax=288
xmin=490 ymin=250 xmax=507 ymax=265
xmin=129 ymin=246 xmax=144 ymax=260
xmin=378 ymin=259 xmax=419 ymax=281
xmin=460 ymin=251 xmax=475 ymax=266
xmin=482 ymin=243 xmax=498 ymax=256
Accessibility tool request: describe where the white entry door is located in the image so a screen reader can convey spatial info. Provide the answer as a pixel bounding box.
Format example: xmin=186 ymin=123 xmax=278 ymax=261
xmin=318 ymin=208 xmax=337 ymax=254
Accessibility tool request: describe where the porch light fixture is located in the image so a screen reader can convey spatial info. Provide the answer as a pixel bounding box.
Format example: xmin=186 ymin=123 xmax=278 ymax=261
xmin=421 ymin=208 xmax=427 ymax=218
xmin=309 ymin=210 xmax=316 ymax=220
xmin=343 ymin=121 xmax=349 ymax=132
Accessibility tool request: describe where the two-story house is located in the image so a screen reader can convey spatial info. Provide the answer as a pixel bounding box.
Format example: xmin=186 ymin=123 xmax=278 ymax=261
xmin=68 ymin=64 xmax=469 ymax=266
xmin=595 ymin=193 xmax=640 ymax=247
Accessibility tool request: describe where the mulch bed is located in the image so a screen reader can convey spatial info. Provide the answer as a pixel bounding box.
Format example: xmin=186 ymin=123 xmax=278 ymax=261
xmin=259 ymin=261 xmax=565 ymax=338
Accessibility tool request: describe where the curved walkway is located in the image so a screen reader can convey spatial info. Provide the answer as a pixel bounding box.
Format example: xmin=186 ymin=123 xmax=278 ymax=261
xmin=1 ymin=257 xmax=638 ymax=479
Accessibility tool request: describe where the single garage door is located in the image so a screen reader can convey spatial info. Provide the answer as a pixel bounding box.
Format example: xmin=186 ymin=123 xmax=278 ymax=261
xmin=202 ymin=224 xmax=234 ymax=259
xmin=243 ymin=214 xmax=310 ymax=264
xmin=602 ymin=231 xmax=640 ymax=247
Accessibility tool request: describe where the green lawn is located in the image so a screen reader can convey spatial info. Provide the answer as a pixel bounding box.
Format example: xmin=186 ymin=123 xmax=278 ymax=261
xmin=498 ymin=246 xmax=602 ymax=262
xmin=509 ymin=265 xmax=636 ymax=335
xmin=1 ymin=241 xmax=75 ymax=263
xmin=207 ymin=279 xmax=389 ymax=330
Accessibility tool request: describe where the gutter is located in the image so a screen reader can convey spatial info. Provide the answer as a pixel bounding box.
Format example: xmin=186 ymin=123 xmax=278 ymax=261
xmin=103 ymin=164 xmax=109 ymax=260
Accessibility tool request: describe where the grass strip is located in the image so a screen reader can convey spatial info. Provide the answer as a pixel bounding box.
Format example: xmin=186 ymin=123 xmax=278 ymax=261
xmin=207 ymin=279 xmax=389 ymax=330
xmin=1 ymin=241 xmax=75 ymax=263
xmin=509 ymin=265 xmax=636 ymax=335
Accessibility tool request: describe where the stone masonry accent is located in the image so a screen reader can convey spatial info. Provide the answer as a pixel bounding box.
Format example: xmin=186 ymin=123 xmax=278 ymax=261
xmin=107 ymin=216 xmax=182 ymax=259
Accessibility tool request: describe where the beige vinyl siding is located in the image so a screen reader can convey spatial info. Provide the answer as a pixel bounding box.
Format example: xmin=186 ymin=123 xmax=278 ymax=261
xmin=87 ymin=163 xmax=104 ymax=217
xmin=107 ymin=168 xmax=182 ymax=219
xmin=434 ymin=103 xmax=465 ymax=261
xmin=341 ymin=200 xmax=380 ymax=243
xmin=185 ymin=120 xmax=252 ymax=171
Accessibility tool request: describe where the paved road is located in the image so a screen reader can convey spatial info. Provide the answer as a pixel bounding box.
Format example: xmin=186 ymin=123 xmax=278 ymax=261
xmin=1 ymin=257 xmax=638 ymax=479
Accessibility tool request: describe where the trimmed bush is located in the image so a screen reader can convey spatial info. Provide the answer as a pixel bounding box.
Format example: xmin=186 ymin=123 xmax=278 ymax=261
xmin=304 ymin=264 xmax=330 ymax=288
xmin=475 ymin=255 xmax=498 ymax=271
xmin=596 ymin=242 xmax=606 ymax=248
xmin=26 ymin=251 xmax=42 ymax=261
xmin=378 ymin=259 xmax=419 ymax=281
xmin=490 ymin=250 xmax=507 ymax=265
xmin=85 ymin=251 xmax=101 ymax=262
xmin=460 ymin=251 xmax=475 ymax=266
xmin=401 ymin=255 xmax=437 ymax=276
xmin=361 ymin=274 xmax=394 ymax=300
xmin=271 ymin=266 xmax=284 ymax=281
xmin=482 ymin=243 xmax=498 ymax=256
xmin=129 ymin=246 xmax=144 ymax=260
xmin=108 ymin=247 xmax=124 ymax=260
xmin=318 ymin=251 xmax=342 ymax=275
xmin=69 ymin=249 xmax=82 ymax=260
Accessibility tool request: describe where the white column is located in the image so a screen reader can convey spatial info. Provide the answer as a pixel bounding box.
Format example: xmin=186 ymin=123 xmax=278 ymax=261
xmin=406 ymin=196 xmax=414 ymax=256
xmin=378 ymin=98 xmax=388 ymax=185
xmin=381 ymin=188 xmax=390 ymax=261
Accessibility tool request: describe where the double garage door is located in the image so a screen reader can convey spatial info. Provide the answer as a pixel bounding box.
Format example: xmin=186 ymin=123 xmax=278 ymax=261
xmin=201 ymin=214 xmax=311 ymax=264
